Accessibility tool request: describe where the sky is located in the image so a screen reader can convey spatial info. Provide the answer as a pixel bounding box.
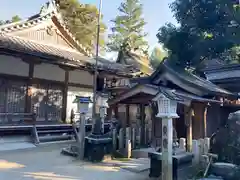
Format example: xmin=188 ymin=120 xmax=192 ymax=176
xmin=0 ymin=0 xmax=177 ymax=53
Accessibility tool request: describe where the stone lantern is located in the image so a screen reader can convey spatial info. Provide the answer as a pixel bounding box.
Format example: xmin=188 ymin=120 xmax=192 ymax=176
xmin=153 ymin=92 xmax=179 ymax=180
xmin=154 ymin=93 xmax=178 ymax=118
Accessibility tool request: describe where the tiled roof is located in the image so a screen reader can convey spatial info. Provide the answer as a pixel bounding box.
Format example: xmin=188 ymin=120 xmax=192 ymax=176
xmin=0 ymin=1 xmax=91 ymax=57
xmin=164 ymin=63 xmax=232 ymax=95
xmin=150 ymin=59 xmax=236 ymax=97
xmin=116 ymin=50 xmax=153 ymax=75
xmin=0 ymin=33 xmax=134 ymax=75
xmin=0 ymin=1 xmax=139 ymax=76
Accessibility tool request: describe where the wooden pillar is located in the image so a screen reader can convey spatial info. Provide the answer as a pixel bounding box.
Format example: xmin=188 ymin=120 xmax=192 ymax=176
xmin=203 ymin=105 xmax=208 ymax=137
xmin=25 ymin=62 xmax=34 ymax=113
xmin=126 ymin=104 xmax=130 ymax=127
xmin=106 ymin=106 xmax=113 ymax=120
xmin=140 ymin=104 xmax=145 ymax=146
xmin=114 ymin=105 xmax=119 ymax=119
xmin=185 ymin=105 xmax=193 ymax=152
xmin=62 ymin=70 xmax=69 ymax=122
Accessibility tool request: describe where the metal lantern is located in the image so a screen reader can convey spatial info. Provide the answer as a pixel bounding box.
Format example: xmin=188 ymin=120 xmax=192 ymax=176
xmin=153 ymin=93 xmax=179 ymax=118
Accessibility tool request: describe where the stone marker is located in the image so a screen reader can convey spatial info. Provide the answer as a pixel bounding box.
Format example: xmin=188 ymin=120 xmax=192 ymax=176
xmin=78 ymin=113 xmax=86 ymax=160
xmin=112 ymin=128 xmax=117 ymax=152
xmin=119 ymin=128 xmax=124 ymax=150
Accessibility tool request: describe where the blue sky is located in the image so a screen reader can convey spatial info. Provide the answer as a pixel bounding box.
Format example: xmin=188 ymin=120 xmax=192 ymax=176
xmin=0 ymin=0 xmax=177 ymax=49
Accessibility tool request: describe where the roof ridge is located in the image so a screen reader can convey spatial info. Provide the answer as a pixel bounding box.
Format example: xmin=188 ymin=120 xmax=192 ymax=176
xmin=0 ymin=1 xmax=92 ymax=57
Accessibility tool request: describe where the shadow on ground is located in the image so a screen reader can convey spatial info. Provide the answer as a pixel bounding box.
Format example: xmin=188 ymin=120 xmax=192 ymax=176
xmin=0 ymin=143 xmax=149 ymax=180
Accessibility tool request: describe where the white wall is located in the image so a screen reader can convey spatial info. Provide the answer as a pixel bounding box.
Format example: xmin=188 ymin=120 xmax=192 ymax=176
xmin=66 ymin=86 xmax=93 ymax=121
xmin=34 ymin=63 xmax=65 ymax=82
xmin=69 ymin=69 xmax=93 ymax=86
xmin=0 ymin=55 xmax=29 ymax=76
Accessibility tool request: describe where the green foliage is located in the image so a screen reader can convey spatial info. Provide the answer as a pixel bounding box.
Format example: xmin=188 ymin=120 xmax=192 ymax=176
xmin=11 ymin=15 xmax=21 ymax=23
xmin=108 ymin=0 xmax=148 ymax=53
xmin=0 ymin=15 xmax=21 ymax=25
xmin=56 ymin=0 xmax=107 ymax=53
xmin=149 ymin=47 xmax=168 ymax=69
xmin=157 ymin=0 xmax=240 ymax=69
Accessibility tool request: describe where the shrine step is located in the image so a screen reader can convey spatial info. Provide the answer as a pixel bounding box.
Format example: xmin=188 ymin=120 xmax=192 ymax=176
xmin=33 ymin=124 xmax=78 ymax=144
xmin=38 ymin=134 xmax=74 ymax=143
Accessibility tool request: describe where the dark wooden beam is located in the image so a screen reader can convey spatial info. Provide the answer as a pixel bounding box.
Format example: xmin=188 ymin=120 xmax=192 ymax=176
xmin=114 ymin=105 xmax=119 ymax=119
xmin=61 ymin=70 xmax=69 ymax=122
xmin=203 ymin=104 xmax=208 ymax=137
xmin=184 ymin=105 xmax=193 ymax=152
xmin=25 ymin=62 xmax=34 ymax=113
xmin=22 ymin=56 xmax=42 ymax=65
xmin=126 ymin=104 xmax=130 ymax=126
xmin=68 ymin=82 xmax=92 ymax=89
xmin=140 ymin=104 xmax=145 ymax=146
xmin=58 ymin=65 xmax=76 ymax=71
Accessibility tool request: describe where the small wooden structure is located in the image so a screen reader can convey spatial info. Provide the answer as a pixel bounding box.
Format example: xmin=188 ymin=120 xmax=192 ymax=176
xmin=204 ymin=63 xmax=240 ymax=131
xmin=104 ymin=49 xmax=153 ymax=131
xmin=108 ymin=60 xmax=238 ymax=150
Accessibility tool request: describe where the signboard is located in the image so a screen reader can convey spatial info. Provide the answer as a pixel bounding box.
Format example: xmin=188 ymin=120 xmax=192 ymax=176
xmin=74 ymin=96 xmax=92 ymax=114
xmin=79 ymin=96 xmax=91 ymax=103
xmin=79 ymin=103 xmax=89 ymax=114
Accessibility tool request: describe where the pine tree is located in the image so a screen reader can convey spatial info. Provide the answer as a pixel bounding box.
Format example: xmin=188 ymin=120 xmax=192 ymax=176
xmin=149 ymin=47 xmax=168 ymax=69
xmin=108 ymin=0 xmax=148 ymax=53
xmin=55 ymin=0 xmax=107 ymax=53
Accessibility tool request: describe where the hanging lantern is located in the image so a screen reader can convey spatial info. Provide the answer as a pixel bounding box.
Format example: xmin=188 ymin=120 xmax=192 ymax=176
xmin=153 ymin=93 xmax=179 ymax=118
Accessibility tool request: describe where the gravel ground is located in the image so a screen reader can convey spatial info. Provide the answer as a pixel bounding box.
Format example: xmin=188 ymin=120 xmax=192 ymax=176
xmin=0 ymin=143 xmax=149 ymax=180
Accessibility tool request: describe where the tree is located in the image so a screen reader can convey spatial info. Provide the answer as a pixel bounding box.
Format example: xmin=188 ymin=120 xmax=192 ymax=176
xmin=149 ymin=47 xmax=168 ymax=69
xmin=55 ymin=0 xmax=107 ymax=53
xmin=107 ymin=0 xmax=148 ymax=54
xmin=11 ymin=15 xmax=21 ymax=23
xmin=0 ymin=15 xmax=21 ymax=25
xmin=157 ymin=0 xmax=240 ymax=70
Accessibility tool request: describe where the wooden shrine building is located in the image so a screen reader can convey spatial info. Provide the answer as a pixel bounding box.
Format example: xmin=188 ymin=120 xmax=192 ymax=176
xmin=0 ymin=1 xmax=134 ymax=126
xmin=108 ymin=60 xmax=238 ymax=148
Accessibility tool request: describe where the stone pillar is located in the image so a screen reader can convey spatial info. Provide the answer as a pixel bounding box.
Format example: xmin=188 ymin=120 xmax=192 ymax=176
xmin=153 ymin=93 xmax=179 ymax=180
xmin=132 ymin=128 xmax=136 ymax=149
xmin=78 ymin=113 xmax=86 ymax=160
xmin=161 ymin=118 xmax=173 ymax=180
xmin=119 ymin=128 xmax=124 ymax=150
xmin=125 ymin=127 xmax=131 ymax=158
xmin=112 ymin=129 xmax=117 ymax=152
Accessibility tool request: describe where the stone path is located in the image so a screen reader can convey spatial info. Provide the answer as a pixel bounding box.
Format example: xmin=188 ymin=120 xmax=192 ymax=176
xmin=0 ymin=143 xmax=149 ymax=180
xmin=103 ymin=158 xmax=150 ymax=173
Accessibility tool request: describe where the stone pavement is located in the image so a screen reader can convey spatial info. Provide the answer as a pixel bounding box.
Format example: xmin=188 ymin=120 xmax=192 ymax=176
xmin=0 ymin=143 xmax=149 ymax=180
xmin=103 ymin=158 xmax=150 ymax=173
